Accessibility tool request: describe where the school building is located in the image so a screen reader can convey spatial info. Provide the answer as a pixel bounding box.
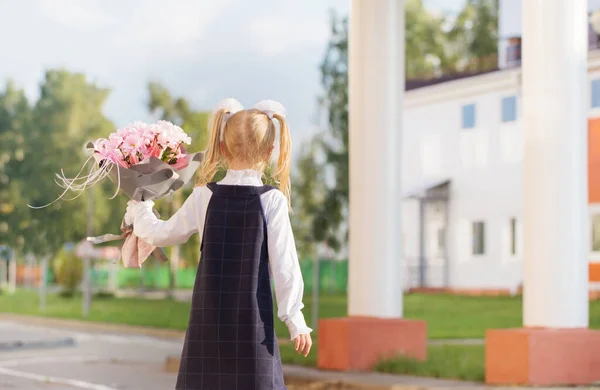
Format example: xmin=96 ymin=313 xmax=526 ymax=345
xmin=401 ymin=51 xmax=600 ymax=295
xmin=400 ymin=0 xmax=600 ymax=295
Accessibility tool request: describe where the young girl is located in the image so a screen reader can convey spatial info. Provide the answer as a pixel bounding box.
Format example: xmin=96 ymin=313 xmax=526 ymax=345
xmin=126 ymin=99 xmax=312 ymax=390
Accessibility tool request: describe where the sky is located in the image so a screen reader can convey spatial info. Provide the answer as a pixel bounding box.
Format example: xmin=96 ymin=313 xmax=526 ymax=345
xmin=0 ymin=0 xmax=463 ymax=150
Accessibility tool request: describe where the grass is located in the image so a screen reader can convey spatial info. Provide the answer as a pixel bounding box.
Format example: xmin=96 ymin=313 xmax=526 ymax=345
xmin=0 ymin=289 xmax=192 ymax=330
xmin=6 ymin=289 xmax=600 ymax=338
xmin=5 ymin=289 xmax=600 ymax=382
xmin=375 ymin=345 xmax=485 ymax=382
xmin=280 ymin=341 xmax=485 ymax=382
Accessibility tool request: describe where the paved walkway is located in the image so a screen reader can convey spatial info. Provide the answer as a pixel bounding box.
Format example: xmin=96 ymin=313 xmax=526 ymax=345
xmin=0 ymin=313 xmax=584 ymax=389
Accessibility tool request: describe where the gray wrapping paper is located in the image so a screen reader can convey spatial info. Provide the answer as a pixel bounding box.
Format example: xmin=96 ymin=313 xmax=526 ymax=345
xmin=85 ymin=142 xmax=204 ymax=267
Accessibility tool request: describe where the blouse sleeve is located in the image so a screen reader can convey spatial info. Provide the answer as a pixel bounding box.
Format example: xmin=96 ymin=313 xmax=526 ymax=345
xmin=266 ymin=190 xmax=313 ymax=340
xmin=131 ymin=189 xmax=200 ymax=247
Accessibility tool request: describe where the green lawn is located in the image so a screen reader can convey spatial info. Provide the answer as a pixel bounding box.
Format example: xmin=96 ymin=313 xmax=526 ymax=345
xmin=4 ymin=289 xmax=600 ymax=382
xmin=279 ymin=342 xmax=485 ymax=382
xmin=375 ymin=345 xmax=485 ymax=382
xmin=5 ymin=289 xmax=600 ymax=338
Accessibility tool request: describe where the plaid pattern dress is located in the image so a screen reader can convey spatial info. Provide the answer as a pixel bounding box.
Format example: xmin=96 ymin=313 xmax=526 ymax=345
xmin=175 ymin=183 xmax=287 ymax=390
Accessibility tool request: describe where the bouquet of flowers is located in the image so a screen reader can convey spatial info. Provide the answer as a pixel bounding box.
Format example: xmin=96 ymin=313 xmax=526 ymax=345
xmin=36 ymin=120 xmax=204 ymax=268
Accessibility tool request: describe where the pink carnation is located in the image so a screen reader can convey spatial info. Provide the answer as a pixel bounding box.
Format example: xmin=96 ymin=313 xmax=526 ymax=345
xmin=93 ymin=120 xmax=191 ymax=168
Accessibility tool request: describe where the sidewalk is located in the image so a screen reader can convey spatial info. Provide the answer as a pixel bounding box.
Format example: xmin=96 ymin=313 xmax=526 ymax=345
xmin=0 ymin=312 xmax=186 ymax=340
xmin=0 ymin=313 xmax=529 ymax=390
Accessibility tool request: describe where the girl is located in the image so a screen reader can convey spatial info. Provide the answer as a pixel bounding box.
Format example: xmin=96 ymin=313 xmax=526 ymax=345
xmin=126 ymin=99 xmax=312 ymax=390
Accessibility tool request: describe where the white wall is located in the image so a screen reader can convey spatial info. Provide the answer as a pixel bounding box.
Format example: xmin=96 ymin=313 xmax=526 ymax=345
xmin=498 ymin=0 xmax=600 ymax=68
xmin=402 ymin=69 xmax=524 ymax=290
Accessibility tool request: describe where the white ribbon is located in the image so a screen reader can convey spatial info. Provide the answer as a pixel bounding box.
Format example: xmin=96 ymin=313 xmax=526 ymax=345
xmin=214 ymin=98 xmax=244 ymax=141
xmin=254 ymin=100 xmax=287 ymax=119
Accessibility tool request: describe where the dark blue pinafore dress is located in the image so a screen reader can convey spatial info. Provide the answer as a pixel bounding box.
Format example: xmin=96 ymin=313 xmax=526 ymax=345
xmin=176 ymin=183 xmax=287 ymax=390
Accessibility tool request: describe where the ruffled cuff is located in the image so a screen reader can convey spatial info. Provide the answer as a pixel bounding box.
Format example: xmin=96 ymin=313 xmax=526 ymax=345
xmin=131 ymin=200 xmax=155 ymax=219
xmin=285 ymin=311 xmax=313 ymax=340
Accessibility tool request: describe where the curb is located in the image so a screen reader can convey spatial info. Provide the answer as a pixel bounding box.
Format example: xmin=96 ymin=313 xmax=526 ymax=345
xmin=0 ymin=313 xmax=292 ymax=345
xmin=0 ymin=337 xmax=75 ymax=351
xmin=0 ymin=313 xmax=293 ymax=345
xmin=0 ymin=313 xmax=186 ymax=341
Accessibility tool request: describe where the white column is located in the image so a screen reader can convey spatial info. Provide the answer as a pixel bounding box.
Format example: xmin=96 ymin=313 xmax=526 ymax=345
xmin=348 ymin=0 xmax=404 ymax=318
xmin=522 ymin=0 xmax=589 ymax=328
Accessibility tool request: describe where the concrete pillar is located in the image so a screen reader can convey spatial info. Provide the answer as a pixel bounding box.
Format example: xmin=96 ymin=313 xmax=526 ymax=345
xmin=347 ymin=0 xmax=404 ymax=318
xmin=318 ymin=0 xmax=427 ymax=371
xmin=522 ymin=0 xmax=589 ymax=329
xmin=486 ymin=1 xmax=600 ymax=385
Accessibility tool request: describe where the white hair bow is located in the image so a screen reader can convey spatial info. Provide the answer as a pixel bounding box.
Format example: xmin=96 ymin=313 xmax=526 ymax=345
xmin=214 ymin=98 xmax=244 ymax=141
xmin=254 ymin=100 xmax=287 ymax=119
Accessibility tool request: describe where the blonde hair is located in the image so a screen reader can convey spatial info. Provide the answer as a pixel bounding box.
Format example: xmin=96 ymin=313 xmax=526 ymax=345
xmin=197 ymin=107 xmax=292 ymax=208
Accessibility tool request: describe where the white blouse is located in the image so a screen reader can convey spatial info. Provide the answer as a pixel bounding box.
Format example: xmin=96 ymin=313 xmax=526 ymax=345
xmin=129 ymin=169 xmax=312 ymax=340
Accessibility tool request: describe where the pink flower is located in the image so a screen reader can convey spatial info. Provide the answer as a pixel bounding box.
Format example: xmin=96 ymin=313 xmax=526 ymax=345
xmin=147 ymin=142 xmax=163 ymax=159
xmin=128 ymin=153 xmax=139 ymax=165
xmin=121 ymin=134 xmax=141 ymax=153
xmin=91 ymin=120 xmax=191 ymax=169
xmin=171 ymin=155 xmax=189 ymax=170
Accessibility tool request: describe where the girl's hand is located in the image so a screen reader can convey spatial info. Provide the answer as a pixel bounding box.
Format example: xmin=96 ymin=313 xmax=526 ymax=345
xmin=293 ymin=333 xmax=312 ymax=357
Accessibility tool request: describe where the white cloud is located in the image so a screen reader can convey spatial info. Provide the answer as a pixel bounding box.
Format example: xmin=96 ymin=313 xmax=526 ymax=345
xmin=248 ymin=13 xmax=330 ymax=56
xmin=35 ymin=0 xmax=116 ymax=30
xmin=115 ymin=0 xmax=231 ymax=49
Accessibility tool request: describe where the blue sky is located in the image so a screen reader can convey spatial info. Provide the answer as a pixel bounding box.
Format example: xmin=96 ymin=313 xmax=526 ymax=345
xmin=0 ymin=0 xmax=463 ymax=150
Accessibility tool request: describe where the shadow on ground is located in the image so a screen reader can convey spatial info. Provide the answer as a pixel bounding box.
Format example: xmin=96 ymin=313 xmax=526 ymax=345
xmin=286 ymin=377 xmax=392 ymax=390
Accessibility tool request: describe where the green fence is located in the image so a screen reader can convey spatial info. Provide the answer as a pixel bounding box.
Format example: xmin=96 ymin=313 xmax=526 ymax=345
xmin=300 ymin=259 xmax=348 ymax=294
xmin=90 ymin=259 xmax=349 ymax=293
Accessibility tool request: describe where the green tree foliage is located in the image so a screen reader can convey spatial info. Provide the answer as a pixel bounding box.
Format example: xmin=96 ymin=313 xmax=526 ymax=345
xmin=447 ymin=0 xmax=499 ymax=72
xmin=405 ymin=0 xmax=452 ymax=78
xmin=2 ymin=70 xmax=119 ymax=260
xmin=291 ymin=139 xmax=327 ymax=257
xmin=0 ymin=82 xmax=32 ymax=252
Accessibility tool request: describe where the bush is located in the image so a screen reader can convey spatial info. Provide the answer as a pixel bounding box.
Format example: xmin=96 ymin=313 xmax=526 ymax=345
xmin=53 ymin=248 xmax=83 ymax=296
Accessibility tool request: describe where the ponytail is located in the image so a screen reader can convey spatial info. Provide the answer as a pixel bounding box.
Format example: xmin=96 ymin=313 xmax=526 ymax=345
xmin=273 ymin=113 xmax=292 ymax=210
xmin=197 ymin=98 xmax=244 ymax=187
xmin=196 ymin=109 xmax=227 ymax=187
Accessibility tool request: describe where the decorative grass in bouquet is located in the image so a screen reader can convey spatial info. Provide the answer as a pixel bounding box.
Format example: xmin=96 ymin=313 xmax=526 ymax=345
xmin=35 ymin=120 xmax=204 ymax=268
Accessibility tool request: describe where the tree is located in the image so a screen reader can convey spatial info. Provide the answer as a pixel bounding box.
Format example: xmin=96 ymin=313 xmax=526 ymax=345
xmin=146 ymin=82 xmax=211 ymax=284
xmin=447 ymin=0 xmax=499 ymax=72
xmin=405 ymin=0 xmax=453 ymax=78
xmin=5 ymin=71 xmax=118 ymax=262
xmin=0 ymin=82 xmax=32 ymax=252
xmin=291 ymin=140 xmax=327 ymax=257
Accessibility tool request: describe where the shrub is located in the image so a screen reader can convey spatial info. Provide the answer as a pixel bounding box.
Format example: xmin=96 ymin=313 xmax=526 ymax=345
xmin=53 ymin=248 xmax=83 ymax=296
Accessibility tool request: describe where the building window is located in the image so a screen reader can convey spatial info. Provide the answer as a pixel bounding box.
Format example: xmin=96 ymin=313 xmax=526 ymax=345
xmin=472 ymin=221 xmax=485 ymax=255
xmin=462 ymin=104 xmax=476 ymax=129
xmin=592 ymin=79 xmax=600 ymax=108
xmin=510 ymin=218 xmax=517 ymax=255
xmin=592 ymin=214 xmax=600 ymax=252
xmin=502 ymin=96 xmax=517 ymax=122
